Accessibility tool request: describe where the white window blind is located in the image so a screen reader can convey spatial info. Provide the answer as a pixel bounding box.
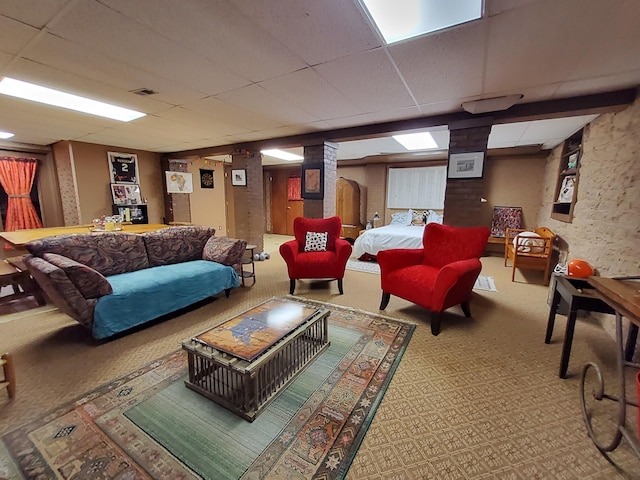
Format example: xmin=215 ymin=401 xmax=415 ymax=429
xmin=387 ymin=166 xmax=446 ymax=209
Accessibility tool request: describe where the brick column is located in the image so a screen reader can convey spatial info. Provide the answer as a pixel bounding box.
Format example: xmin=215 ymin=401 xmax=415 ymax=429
xmin=231 ymin=150 xmax=264 ymax=252
xmin=165 ymin=158 xmax=191 ymax=224
xmin=302 ymin=142 xmax=337 ymax=218
xmin=444 ymin=119 xmax=492 ymax=227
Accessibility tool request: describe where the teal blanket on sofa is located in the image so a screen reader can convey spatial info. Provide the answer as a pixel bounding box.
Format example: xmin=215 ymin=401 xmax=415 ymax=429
xmin=93 ymin=260 xmax=240 ymax=339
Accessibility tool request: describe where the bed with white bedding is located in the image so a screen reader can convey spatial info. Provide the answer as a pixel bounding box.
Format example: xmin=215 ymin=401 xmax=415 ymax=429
xmin=353 ymin=224 xmax=425 ymax=259
xmin=352 ymin=209 xmax=443 ymax=259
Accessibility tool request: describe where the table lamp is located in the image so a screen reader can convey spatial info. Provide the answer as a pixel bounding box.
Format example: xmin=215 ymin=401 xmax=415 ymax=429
xmin=373 ymin=212 xmax=380 ymax=228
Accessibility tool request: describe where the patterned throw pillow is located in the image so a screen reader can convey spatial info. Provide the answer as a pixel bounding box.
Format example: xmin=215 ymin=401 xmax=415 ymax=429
xmin=42 ymin=252 xmax=112 ymax=298
xmin=304 ymin=232 xmax=328 ymax=252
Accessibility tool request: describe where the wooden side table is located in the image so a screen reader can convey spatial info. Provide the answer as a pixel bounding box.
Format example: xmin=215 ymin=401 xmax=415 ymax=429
xmin=241 ymin=244 xmax=257 ymax=287
xmin=546 ymin=275 xmax=625 ymax=378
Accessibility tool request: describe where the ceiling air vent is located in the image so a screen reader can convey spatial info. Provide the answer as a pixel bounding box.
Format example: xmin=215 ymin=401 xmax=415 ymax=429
xmin=131 ymin=88 xmax=158 ymax=96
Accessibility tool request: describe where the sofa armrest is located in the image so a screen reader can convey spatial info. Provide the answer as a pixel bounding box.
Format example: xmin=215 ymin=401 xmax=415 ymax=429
xmin=202 ymin=236 xmax=248 ymax=266
xmin=23 ymin=255 xmax=97 ymax=330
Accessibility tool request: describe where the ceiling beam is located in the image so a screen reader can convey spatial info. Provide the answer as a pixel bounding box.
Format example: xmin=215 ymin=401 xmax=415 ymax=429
xmin=170 ymin=88 xmax=637 ymax=158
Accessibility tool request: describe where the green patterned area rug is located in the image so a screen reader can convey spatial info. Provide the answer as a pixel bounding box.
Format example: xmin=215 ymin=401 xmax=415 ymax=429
xmin=0 ymin=297 xmax=414 ymax=480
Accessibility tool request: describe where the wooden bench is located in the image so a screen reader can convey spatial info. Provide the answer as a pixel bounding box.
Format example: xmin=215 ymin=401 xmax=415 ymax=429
xmin=1 ymin=353 xmax=15 ymax=398
xmin=504 ymin=227 xmax=556 ymax=285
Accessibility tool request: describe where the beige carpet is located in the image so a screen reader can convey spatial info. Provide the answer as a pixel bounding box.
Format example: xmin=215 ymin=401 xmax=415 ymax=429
xmin=1 ymin=234 xmax=639 ymax=479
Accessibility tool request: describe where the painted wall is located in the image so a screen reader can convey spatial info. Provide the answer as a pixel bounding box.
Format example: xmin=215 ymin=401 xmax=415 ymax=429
xmin=69 ymin=141 xmax=164 ymax=224
xmin=482 ymin=154 xmax=548 ymax=231
xmin=182 ymin=157 xmax=228 ymax=234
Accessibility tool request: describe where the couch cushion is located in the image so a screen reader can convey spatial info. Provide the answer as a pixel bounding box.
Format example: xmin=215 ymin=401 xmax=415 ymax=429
xmin=202 ymin=236 xmax=247 ymax=266
xmin=42 ymin=253 xmax=112 ymax=299
xmin=93 ymin=260 xmax=238 ymax=339
xmin=143 ymin=226 xmax=216 ymax=266
xmin=26 ymin=233 xmax=149 ymax=276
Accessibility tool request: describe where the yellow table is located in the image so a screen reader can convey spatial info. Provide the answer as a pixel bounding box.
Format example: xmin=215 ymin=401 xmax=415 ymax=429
xmin=0 ymin=223 xmax=171 ymax=249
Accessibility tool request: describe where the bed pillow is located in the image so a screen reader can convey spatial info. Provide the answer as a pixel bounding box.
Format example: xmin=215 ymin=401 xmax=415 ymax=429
xmin=411 ymin=210 xmax=429 ymax=226
xmin=390 ymin=210 xmax=412 ymax=226
xmin=513 ymin=231 xmax=545 ymax=253
xmin=426 ymin=210 xmax=444 ymax=224
xmin=304 ymin=232 xmax=328 ymax=252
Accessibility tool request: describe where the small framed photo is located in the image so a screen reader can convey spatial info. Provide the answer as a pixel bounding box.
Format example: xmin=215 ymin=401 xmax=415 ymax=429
xmin=111 ymin=183 xmax=142 ymax=205
xmin=108 ymin=152 xmax=139 ymax=184
xmin=447 ymin=152 xmax=485 ymax=179
xmin=231 ymin=169 xmax=247 ymax=186
xmin=301 ymin=163 xmax=324 ymax=199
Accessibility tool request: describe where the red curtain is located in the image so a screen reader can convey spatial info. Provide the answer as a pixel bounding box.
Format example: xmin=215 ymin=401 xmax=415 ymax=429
xmin=0 ymin=156 xmax=43 ymax=231
xmin=288 ymin=177 xmax=302 ymax=201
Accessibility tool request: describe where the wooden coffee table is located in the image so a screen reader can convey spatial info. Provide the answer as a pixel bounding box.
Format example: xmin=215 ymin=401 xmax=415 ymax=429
xmin=182 ymin=298 xmax=330 ymax=421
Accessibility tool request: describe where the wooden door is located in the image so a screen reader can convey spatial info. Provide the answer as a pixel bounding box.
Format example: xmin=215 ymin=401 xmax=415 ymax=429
xmin=269 ymin=167 xmax=302 ymax=235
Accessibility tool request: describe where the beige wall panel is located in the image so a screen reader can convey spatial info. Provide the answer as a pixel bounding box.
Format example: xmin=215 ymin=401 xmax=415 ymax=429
xmin=482 ymin=155 xmax=547 ymax=231
xmin=186 ymin=158 xmax=227 ymax=234
xmin=70 ymin=142 xmax=163 ymax=224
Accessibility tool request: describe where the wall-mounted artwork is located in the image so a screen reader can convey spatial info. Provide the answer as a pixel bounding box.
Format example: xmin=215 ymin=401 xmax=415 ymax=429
xmin=231 ymin=169 xmax=247 ymax=186
xmin=447 ymin=151 xmax=485 ymax=179
xmin=111 ymin=183 xmax=142 ymax=205
xmin=108 ymin=152 xmax=139 ymax=184
xmin=200 ymin=169 xmax=214 ymax=189
xmin=165 ymin=171 xmax=194 ymax=193
xmin=301 ymin=163 xmax=324 ymax=199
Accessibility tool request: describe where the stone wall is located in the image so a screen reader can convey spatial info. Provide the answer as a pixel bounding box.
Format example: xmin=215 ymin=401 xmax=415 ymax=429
xmin=538 ymin=95 xmax=640 ymax=348
xmin=537 ymin=98 xmax=640 ymax=276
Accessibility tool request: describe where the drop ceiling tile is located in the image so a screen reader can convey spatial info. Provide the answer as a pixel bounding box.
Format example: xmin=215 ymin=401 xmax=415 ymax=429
xmin=0 ymin=14 xmax=40 ymax=55
xmin=389 ymin=20 xmax=488 ymax=104
xmin=155 ymin=106 xmax=251 ymax=137
xmin=568 ymin=0 xmax=640 ymax=79
xmin=0 ymin=0 xmax=70 ymax=28
xmin=260 ymin=68 xmax=362 ymax=120
xmin=22 ymin=33 xmax=208 ymax=107
xmin=185 ymin=96 xmax=286 ymax=133
xmin=101 ymin=0 xmax=306 ymax=83
xmin=484 ymin=0 xmax=604 ymax=93
xmin=367 ymin=106 xmax=423 ymax=123
xmin=315 ymin=48 xmax=415 ymax=113
xmin=216 ymin=84 xmax=319 ymax=126
xmin=232 ymin=0 xmax=382 ymax=65
xmin=554 ymin=71 xmax=640 ymax=98
xmin=48 ymin=0 xmax=250 ymax=95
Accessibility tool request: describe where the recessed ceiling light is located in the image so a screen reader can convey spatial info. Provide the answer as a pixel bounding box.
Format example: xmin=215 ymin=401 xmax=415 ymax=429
xmin=360 ymin=0 xmax=483 ymax=44
xmin=0 ymin=131 xmax=14 ymax=139
xmin=0 ymin=77 xmax=146 ymax=122
xmin=392 ymin=132 xmax=438 ymax=150
xmin=261 ymin=149 xmax=303 ymax=161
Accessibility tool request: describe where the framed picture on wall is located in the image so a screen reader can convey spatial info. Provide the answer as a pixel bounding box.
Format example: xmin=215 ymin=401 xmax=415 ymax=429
xmin=111 ymin=184 xmax=142 ymax=205
xmin=108 ymin=152 xmax=139 ymax=184
xmin=231 ymin=169 xmax=247 ymax=186
xmin=301 ymin=163 xmax=324 ymax=199
xmin=165 ymin=171 xmax=194 ymax=193
xmin=447 ymin=151 xmax=485 ymax=179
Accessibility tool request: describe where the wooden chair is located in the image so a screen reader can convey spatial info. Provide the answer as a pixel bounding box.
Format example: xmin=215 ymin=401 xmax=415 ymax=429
xmin=504 ymin=227 xmax=556 ymax=285
xmin=1 ymin=353 xmax=15 ymax=399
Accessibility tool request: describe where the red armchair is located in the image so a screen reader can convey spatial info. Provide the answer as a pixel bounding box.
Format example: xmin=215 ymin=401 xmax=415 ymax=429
xmin=378 ymin=223 xmax=490 ymax=335
xmin=279 ymin=216 xmax=353 ymax=295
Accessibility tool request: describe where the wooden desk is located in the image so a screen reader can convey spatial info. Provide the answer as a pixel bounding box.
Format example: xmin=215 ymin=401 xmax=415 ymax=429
xmin=546 ymin=276 xmax=619 ymax=378
xmin=579 ymin=276 xmax=640 ymax=457
xmin=0 ymin=223 xmax=171 ymax=248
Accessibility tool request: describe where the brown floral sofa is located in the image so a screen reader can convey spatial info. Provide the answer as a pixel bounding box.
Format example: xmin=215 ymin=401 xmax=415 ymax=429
xmin=24 ymin=226 xmax=247 ymax=339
